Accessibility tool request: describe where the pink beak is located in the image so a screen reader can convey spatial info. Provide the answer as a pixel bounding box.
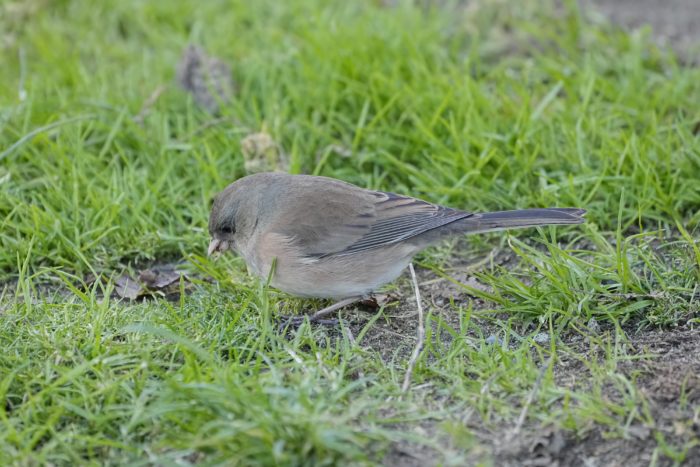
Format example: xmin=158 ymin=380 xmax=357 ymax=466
xmin=208 ymin=238 xmax=230 ymax=257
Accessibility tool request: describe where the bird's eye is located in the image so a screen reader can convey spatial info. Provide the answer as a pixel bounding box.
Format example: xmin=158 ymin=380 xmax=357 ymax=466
xmin=221 ymin=225 xmax=235 ymax=235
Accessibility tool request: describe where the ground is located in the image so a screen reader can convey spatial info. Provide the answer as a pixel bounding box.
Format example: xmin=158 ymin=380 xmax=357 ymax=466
xmin=1 ymin=0 xmax=699 ymax=465
xmin=585 ymin=0 xmax=700 ymax=63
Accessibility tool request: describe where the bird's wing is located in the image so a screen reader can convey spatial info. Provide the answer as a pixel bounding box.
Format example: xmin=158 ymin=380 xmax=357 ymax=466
xmin=323 ymin=191 xmax=473 ymax=257
xmin=268 ymin=178 xmax=472 ymax=258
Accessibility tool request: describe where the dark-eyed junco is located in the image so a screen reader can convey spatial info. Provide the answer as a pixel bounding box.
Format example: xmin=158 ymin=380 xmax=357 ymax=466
xmin=208 ymin=172 xmax=585 ymax=319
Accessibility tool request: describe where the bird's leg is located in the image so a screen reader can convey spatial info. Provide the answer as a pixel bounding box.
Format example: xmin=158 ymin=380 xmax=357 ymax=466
xmin=307 ymin=296 xmax=363 ymax=322
xmin=279 ymin=296 xmax=364 ymax=331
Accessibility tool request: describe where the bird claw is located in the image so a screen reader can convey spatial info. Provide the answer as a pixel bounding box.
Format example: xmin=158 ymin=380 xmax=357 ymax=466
xmin=359 ymin=292 xmax=399 ymax=309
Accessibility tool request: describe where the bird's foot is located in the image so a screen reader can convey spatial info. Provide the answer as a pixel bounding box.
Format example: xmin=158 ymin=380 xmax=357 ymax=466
xmin=276 ymin=296 xmax=364 ymax=333
xmin=359 ymin=292 xmax=400 ymax=310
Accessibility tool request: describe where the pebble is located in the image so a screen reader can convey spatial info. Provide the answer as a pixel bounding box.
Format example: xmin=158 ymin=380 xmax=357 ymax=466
xmin=485 ymin=335 xmax=502 ymax=345
xmin=533 ymin=332 xmax=550 ymax=344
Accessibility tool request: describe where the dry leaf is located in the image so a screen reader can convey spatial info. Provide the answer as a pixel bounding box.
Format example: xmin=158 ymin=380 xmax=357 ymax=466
xmin=241 ymin=131 xmax=288 ymax=173
xmin=586 ymin=317 xmax=601 ymax=334
xmin=177 ymin=44 xmax=234 ymax=115
xmin=138 ymin=268 xmax=181 ymax=289
xmin=114 ymin=266 xmax=189 ymax=301
xmin=528 ymin=426 xmax=567 ymax=460
xmin=114 ymin=275 xmax=144 ymax=300
xmin=626 ymin=425 xmax=651 ymax=440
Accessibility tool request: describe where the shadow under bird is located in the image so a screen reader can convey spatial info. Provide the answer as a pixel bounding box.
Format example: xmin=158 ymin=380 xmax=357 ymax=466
xmin=208 ymin=173 xmax=586 ymax=322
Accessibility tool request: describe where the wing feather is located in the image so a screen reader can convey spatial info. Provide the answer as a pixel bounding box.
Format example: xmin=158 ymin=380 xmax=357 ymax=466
xmin=319 ymin=192 xmax=472 ymax=257
xmin=265 ymin=176 xmax=472 ymax=258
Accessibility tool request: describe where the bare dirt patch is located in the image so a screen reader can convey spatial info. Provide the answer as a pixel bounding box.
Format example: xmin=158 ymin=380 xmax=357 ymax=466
xmin=499 ymin=325 xmax=700 ymax=466
xmin=375 ymin=318 xmax=700 ymax=466
xmin=339 ymin=244 xmax=516 ymax=363
xmin=583 ymin=0 xmax=700 ymax=63
xmin=323 ymin=248 xmax=699 ymax=466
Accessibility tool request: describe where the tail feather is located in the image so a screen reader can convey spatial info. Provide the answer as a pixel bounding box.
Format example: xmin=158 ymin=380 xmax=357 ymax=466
xmin=458 ymin=208 xmax=586 ymax=233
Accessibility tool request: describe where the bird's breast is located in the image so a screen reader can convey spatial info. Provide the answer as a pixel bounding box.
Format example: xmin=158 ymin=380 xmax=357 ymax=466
xmin=261 ymin=244 xmax=415 ymax=298
xmin=249 ymin=238 xmax=416 ymax=299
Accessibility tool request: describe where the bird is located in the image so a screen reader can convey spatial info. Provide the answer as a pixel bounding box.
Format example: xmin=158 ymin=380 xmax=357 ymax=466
xmin=208 ymin=172 xmax=586 ymax=323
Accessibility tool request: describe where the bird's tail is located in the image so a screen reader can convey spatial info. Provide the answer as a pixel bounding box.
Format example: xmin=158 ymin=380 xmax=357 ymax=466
xmin=456 ymin=208 xmax=586 ymax=234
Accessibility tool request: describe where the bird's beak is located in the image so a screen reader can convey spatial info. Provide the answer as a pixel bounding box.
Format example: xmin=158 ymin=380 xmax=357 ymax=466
xmin=208 ymin=238 xmax=229 ymax=257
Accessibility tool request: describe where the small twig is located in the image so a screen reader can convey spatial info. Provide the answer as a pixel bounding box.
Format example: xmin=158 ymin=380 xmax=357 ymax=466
xmin=510 ymin=357 xmax=552 ymax=437
xmin=133 ymin=84 xmax=167 ymax=125
xmin=341 ymin=322 xmax=365 ymax=380
xmin=377 ymin=326 xmax=417 ymax=341
xmin=402 ymin=263 xmax=426 ymax=393
xmin=343 ymin=324 xmax=357 ymax=346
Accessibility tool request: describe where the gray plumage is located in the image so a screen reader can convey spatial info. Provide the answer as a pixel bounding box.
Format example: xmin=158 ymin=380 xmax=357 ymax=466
xmin=208 ymin=172 xmax=586 ymax=299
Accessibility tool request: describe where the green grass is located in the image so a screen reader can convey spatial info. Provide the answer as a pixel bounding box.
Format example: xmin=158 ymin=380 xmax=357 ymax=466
xmin=1 ymin=0 xmax=699 ymax=464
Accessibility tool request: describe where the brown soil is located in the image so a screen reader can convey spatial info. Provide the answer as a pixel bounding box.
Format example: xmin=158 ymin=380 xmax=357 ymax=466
xmin=497 ymin=326 xmax=700 ymax=467
xmin=582 ymin=0 xmax=700 ymax=63
xmin=328 ymin=251 xmax=699 ymax=466
xmin=371 ymin=290 xmax=700 ymax=466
